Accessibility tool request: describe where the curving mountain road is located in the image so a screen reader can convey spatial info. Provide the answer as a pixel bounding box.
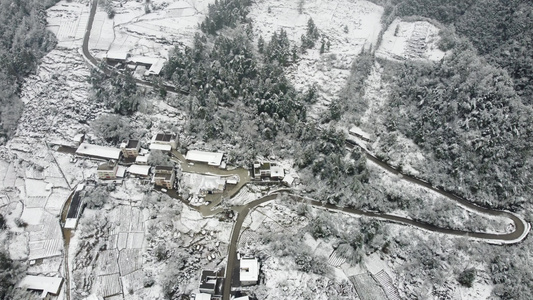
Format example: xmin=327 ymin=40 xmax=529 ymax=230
xmin=222 ymin=138 xmax=530 ymax=299
xmin=80 ymin=2 xmax=530 ymax=299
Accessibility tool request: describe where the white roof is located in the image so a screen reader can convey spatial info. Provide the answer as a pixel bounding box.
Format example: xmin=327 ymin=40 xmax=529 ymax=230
xmin=116 ymin=166 xmax=127 ymax=178
xmin=149 ymin=143 xmax=172 ymax=151
xmin=349 ymin=126 xmax=372 ymax=140
xmin=129 ymin=55 xmax=159 ymax=65
xmin=76 ymin=143 xmax=121 ymax=160
xmin=106 ymin=51 xmax=129 ymax=60
xmin=186 ymin=150 xmax=224 ymax=166
xmin=128 ymin=164 xmax=151 ymax=176
xmin=17 ymin=275 xmax=63 ymax=296
xmin=196 ymin=293 xmax=212 ymax=300
xmin=282 ymin=174 xmax=295 ymax=186
xmin=234 ymin=297 xmax=250 ymax=300
xmin=135 ymin=155 xmax=149 ymax=164
xmin=147 ymin=58 xmax=166 ymax=75
xmin=64 ymin=218 xmax=78 ymax=229
xmin=270 ymin=166 xmax=284 ymax=178
xmin=240 ymin=258 xmax=259 ymax=282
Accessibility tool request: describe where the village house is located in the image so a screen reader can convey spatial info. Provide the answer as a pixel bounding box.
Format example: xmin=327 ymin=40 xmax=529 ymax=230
xmin=128 ymin=164 xmax=151 ymax=178
xmin=253 ymin=161 xmax=284 ymax=180
xmin=135 ymin=154 xmax=149 ymax=165
xmin=153 ymin=166 xmax=175 ymax=189
xmin=150 ymin=133 xmax=178 ymax=152
xmin=97 ymin=161 xmax=118 ymax=180
xmin=76 ymin=143 xmax=122 ymax=161
xmin=105 ymin=50 xmax=129 ymax=65
xmin=199 ymin=270 xmax=223 ymax=296
xmin=17 ymin=275 xmax=63 ymax=298
xmin=120 ymin=139 xmax=141 ymax=158
xmin=185 ymin=150 xmax=224 ymax=167
xmin=239 ymin=258 xmax=259 ymax=286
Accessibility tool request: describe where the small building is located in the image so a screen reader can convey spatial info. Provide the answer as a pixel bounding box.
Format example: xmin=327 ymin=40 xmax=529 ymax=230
xmin=128 ymin=164 xmax=151 ymax=177
xmin=153 ymin=166 xmax=175 ymax=189
xmin=150 ymin=133 xmax=178 ymax=152
xmin=195 ymin=293 xmax=212 ymax=300
xmin=73 ymin=133 xmax=85 ymax=146
xmin=282 ymin=174 xmax=296 ymax=186
xmin=349 ymin=126 xmax=373 ymax=143
xmin=253 ymin=161 xmax=284 ymax=180
xmin=185 ymin=150 xmax=224 ymax=167
xmin=97 ymin=161 xmax=118 ymax=180
xmin=76 ymin=143 xmax=122 ymax=161
xmin=199 ymin=270 xmax=223 ymax=296
xmin=17 ymin=275 xmax=63 ymax=298
xmin=239 ymin=258 xmax=259 ymax=286
xmin=120 ymin=139 xmax=140 ymax=158
xmin=136 ymin=154 xmax=149 ymax=165
xmin=146 ymin=58 xmax=166 ymax=76
xmin=234 ymin=296 xmax=250 ymax=300
xmin=106 ymin=50 xmax=129 ymax=64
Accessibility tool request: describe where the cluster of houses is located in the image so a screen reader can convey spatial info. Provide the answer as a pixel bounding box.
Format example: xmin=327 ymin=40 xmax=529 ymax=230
xmin=75 ymin=133 xmax=180 ymax=189
xmin=105 ymin=50 xmax=166 ymax=78
xmin=74 ymin=132 xmax=231 ymax=193
xmin=252 ymin=161 xmax=295 ymax=186
xmin=195 ymin=257 xmax=259 ymax=300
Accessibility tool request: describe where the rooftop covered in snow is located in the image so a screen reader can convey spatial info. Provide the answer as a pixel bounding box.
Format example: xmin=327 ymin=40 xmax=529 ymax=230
xmin=17 ymin=275 xmax=63 ymax=298
xmin=76 ymin=143 xmax=121 ymax=160
xmin=185 ymin=150 xmax=224 ymax=166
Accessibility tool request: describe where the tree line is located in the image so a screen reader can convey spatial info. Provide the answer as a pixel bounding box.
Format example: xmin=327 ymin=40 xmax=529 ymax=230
xmin=0 ymin=0 xmax=59 ymax=143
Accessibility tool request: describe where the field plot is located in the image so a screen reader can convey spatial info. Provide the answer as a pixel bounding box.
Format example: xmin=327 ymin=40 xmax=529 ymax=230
xmin=376 ymin=19 xmax=445 ymax=62
xmin=47 ymin=0 xmax=91 ymax=49
xmin=92 ymin=0 xmax=216 ymax=60
xmin=350 ymin=273 xmax=387 ymax=300
xmin=249 ymin=0 xmax=383 ymax=119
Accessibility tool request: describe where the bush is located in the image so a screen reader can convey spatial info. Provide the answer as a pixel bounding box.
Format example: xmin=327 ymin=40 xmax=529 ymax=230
xmin=83 ymin=186 xmax=110 ymax=209
xmin=458 ymin=268 xmax=476 ymax=287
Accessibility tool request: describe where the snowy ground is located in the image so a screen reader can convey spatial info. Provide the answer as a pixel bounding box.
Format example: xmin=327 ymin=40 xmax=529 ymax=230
xmin=47 ymin=0 xmax=91 ymax=49
xmin=89 ymin=0 xmax=216 ymax=60
xmin=249 ymin=0 xmax=384 ymax=119
xmin=376 ymin=18 xmax=446 ymax=62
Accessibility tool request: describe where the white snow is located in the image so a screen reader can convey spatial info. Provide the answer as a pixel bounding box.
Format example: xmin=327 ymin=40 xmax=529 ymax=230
xmin=376 ymin=18 xmax=446 ymax=62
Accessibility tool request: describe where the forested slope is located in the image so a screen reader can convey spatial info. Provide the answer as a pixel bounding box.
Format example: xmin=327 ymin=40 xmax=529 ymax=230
xmin=0 ymin=0 xmax=58 ymax=143
xmin=381 ymin=0 xmax=533 ymax=104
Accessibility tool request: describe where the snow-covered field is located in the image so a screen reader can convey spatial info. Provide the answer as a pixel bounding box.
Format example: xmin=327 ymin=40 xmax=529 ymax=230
xmin=376 ymin=18 xmax=445 ymax=62
xmin=89 ymin=0 xmax=216 ymax=60
xmin=249 ymin=0 xmax=384 ymax=119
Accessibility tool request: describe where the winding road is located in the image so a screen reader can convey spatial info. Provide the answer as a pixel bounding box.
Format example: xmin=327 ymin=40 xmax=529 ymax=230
xmin=80 ymin=2 xmax=530 ymax=300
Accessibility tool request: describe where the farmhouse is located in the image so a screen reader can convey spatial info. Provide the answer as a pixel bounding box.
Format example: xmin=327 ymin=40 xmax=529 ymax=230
xmin=239 ymin=258 xmax=259 ymax=286
xmin=253 ymin=161 xmax=284 ymax=180
xmin=199 ymin=270 xmax=223 ymax=296
xmin=120 ymin=139 xmax=140 ymax=158
xmin=153 ymin=166 xmax=175 ymax=189
xmin=17 ymin=275 xmax=63 ymax=298
xmin=185 ymin=150 xmax=224 ymax=167
xmin=76 ymin=143 xmax=122 ymax=161
xmin=195 ymin=293 xmax=212 ymax=300
xmin=150 ymin=133 xmax=177 ymax=151
xmin=349 ymin=126 xmax=373 ymax=143
xmin=128 ymin=164 xmax=151 ymax=177
xmin=105 ymin=50 xmax=129 ymax=64
xmin=135 ymin=154 xmax=149 ymax=165
xmin=97 ymin=161 xmax=118 ymax=180
xmin=146 ymin=58 xmax=166 ymax=76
